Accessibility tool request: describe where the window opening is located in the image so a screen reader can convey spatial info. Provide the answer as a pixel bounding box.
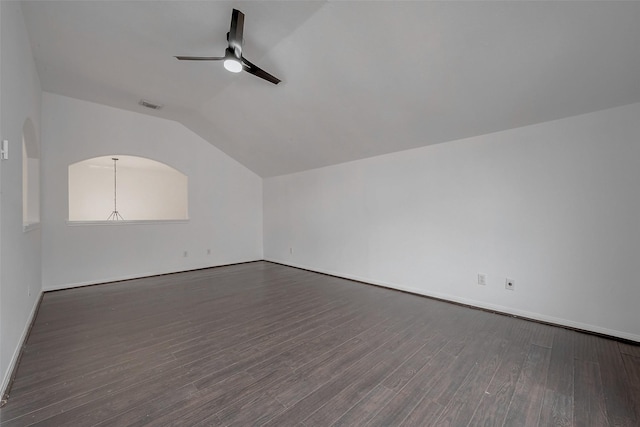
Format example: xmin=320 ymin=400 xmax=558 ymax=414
xmin=68 ymin=155 xmax=188 ymax=221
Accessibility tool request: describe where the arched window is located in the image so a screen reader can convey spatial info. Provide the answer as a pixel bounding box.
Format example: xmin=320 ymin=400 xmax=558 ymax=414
xmin=23 ymin=118 xmax=40 ymax=229
xmin=68 ymin=155 xmax=188 ymax=222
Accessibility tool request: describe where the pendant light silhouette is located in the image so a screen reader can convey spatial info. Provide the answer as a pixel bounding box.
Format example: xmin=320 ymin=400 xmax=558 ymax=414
xmin=107 ymin=157 xmax=124 ymax=220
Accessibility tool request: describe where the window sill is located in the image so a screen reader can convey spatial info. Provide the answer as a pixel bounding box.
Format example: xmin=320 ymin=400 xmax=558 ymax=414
xmin=23 ymin=222 xmax=41 ymax=233
xmin=67 ymin=219 xmax=189 ymax=226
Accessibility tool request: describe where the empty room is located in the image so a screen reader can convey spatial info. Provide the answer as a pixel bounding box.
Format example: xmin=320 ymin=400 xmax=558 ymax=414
xmin=1 ymin=1 xmax=639 ymax=426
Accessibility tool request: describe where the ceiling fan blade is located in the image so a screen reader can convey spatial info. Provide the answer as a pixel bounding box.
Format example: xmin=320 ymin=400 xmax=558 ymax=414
xmin=242 ymin=57 xmax=281 ymax=85
xmin=228 ymin=9 xmax=244 ymax=57
xmin=175 ymin=56 xmax=225 ymax=61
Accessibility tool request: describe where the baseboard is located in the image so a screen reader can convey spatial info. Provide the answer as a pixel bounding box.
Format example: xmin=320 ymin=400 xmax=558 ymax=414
xmin=265 ymin=258 xmax=640 ymax=344
xmin=1 ymin=291 xmax=43 ymax=402
xmin=43 ymin=259 xmax=263 ymax=292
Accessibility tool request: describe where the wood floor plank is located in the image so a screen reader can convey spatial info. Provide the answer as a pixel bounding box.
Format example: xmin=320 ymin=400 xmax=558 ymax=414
xmin=429 ymin=337 xmax=510 ymax=426
xmin=300 ymin=322 xmax=433 ymax=426
xmin=621 ymin=354 xmax=640 ymax=423
xmin=330 ymin=384 xmax=398 ymax=427
xmin=275 ymin=318 xmax=413 ymax=405
xmin=529 ymin=322 xmax=556 ymax=348
xmin=366 ymin=346 xmax=457 ymax=426
xmin=399 ymin=398 xmax=445 ymax=427
xmin=539 ymin=328 xmax=575 ymax=426
xmin=200 ymin=382 xmax=288 ymax=426
xmin=26 ymin=364 xmax=201 ymax=427
xmin=124 ymin=371 xmax=263 ymax=427
xmin=1 ymin=355 xmax=185 ymax=425
xmin=597 ymin=336 xmax=638 ymax=426
xmin=92 ymin=383 xmax=200 ymax=427
xmin=574 ymin=332 xmax=600 ymax=363
xmin=263 ymin=346 xmax=396 ymax=426
xmin=198 ymin=392 xmax=286 ymax=427
xmin=244 ymin=310 xmax=378 ymax=378
xmin=466 ymin=338 xmax=529 ymax=427
xmin=0 ymin=261 xmax=637 ymax=427
xmin=618 ymin=342 xmax=640 ymax=358
xmin=0 ymin=348 xmax=178 ymax=420
xmin=502 ymin=344 xmax=552 ymax=426
xmin=573 ymin=360 xmax=609 ymax=427
xmin=267 ymin=308 xmax=414 ymax=408
xmin=135 ymin=317 xmax=392 ymax=423
xmin=381 ymin=332 xmax=449 ymax=392
xmin=416 ymin=315 xmax=507 ymax=412
xmin=126 ymin=306 xmax=404 ymax=424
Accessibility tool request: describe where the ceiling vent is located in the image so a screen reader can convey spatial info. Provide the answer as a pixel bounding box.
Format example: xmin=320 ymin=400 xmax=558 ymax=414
xmin=138 ymin=99 xmax=163 ymax=110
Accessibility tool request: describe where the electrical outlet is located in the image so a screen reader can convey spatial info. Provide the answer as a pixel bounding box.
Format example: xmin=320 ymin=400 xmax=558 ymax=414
xmin=1 ymin=139 xmax=8 ymax=160
xmin=290 ymin=247 xmax=293 ymax=255
xmin=477 ymin=273 xmax=487 ymax=286
xmin=183 ymin=251 xmax=188 ymax=257
xmin=207 ymin=249 xmax=211 ymax=255
xmin=505 ymin=278 xmax=515 ymax=290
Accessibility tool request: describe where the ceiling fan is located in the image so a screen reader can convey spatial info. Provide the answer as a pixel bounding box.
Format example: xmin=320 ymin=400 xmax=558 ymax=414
xmin=175 ymin=9 xmax=281 ymax=85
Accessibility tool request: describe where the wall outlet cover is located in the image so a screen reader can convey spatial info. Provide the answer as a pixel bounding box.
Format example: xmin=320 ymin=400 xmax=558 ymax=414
xmin=478 ymin=273 xmax=487 ymax=286
xmin=505 ymin=278 xmax=515 ymax=290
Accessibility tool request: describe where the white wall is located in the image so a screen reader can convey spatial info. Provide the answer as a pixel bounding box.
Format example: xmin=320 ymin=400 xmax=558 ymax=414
xmin=264 ymin=102 xmax=640 ymax=342
xmin=41 ymin=93 xmax=263 ymax=290
xmin=0 ymin=1 xmax=43 ymax=394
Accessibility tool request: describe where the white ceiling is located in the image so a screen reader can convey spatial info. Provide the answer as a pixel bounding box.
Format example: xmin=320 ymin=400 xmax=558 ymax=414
xmin=21 ymin=1 xmax=640 ymax=177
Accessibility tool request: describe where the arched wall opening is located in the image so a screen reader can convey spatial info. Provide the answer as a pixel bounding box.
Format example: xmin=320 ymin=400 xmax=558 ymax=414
xmin=68 ymin=155 xmax=188 ymax=221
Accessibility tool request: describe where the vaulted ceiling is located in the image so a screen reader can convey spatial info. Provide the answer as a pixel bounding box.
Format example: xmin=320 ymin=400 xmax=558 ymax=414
xmin=21 ymin=1 xmax=640 ymax=177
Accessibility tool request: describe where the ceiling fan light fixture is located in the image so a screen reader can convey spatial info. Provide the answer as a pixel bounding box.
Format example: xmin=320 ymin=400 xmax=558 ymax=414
xmin=223 ymin=58 xmax=242 ymax=73
xmin=175 ymin=9 xmax=280 ymax=84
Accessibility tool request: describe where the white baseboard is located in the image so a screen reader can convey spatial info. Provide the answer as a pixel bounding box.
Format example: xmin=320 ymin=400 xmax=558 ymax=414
xmin=44 ymin=270 xmax=173 ymax=291
xmin=1 ymin=291 xmax=43 ymax=398
xmin=43 ymin=259 xmax=263 ymax=292
xmin=265 ymin=258 xmax=640 ymax=343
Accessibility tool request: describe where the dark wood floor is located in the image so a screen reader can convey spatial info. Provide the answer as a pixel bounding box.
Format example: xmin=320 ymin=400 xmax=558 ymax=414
xmin=1 ymin=262 xmax=638 ymax=426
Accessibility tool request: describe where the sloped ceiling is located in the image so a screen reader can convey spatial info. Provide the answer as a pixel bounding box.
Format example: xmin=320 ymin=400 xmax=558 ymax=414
xmin=21 ymin=1 xmax=640 ymax=177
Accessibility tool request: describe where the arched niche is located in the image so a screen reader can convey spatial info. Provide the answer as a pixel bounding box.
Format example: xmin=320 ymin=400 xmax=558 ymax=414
xmin=68 ymin=155 xmax=188 ymax=221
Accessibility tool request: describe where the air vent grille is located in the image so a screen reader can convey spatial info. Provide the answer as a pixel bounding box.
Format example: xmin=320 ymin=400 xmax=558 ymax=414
xmin=138 ymin=99 xmax=163 ymax=110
